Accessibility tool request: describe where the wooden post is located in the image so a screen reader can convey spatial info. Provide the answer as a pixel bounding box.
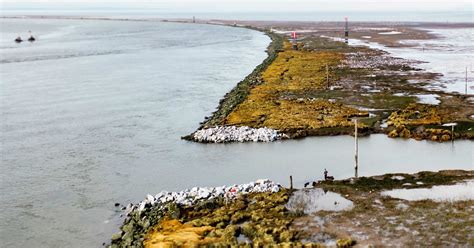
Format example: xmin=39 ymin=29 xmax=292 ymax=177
xmin=354 ymin=119 xmax=359 ymax=178
xmin=290 ymin=175 xmax=293 ymax=190
xmin=326 ymin=64 xmax=330 ymax=89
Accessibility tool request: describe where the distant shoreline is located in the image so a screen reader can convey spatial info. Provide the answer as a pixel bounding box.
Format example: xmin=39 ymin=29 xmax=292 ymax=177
xmin=2 ymin=9 xmax=474 ymax=23
xmin=2 ymin=15 xmax=474 ymax=26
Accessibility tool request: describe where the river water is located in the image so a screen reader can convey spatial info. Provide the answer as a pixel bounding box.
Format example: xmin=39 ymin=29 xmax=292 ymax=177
xmin=0 ymin=18 xmax=472 ymax=247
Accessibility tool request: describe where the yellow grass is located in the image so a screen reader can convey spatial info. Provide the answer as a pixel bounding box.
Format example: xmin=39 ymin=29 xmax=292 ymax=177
xmin=225 ymin=43 xmax=366 ymax=130
xmin=144 ymin=219 xmax=220 ymax=248
xmin=387 ymin=103 xmax=442 ymax=127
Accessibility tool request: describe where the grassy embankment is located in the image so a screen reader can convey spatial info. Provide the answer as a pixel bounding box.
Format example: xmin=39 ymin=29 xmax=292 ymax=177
xmin=224 ymin=42 xmax=368 ymax=138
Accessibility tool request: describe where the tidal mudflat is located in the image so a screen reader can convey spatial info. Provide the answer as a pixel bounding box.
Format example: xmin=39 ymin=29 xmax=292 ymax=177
xmin=293 ymin=170 xmax=474 ymax=246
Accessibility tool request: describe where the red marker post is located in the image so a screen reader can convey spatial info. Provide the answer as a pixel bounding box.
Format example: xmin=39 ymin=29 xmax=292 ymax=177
xmin=292 ymin=31 xmax=297 ymax=50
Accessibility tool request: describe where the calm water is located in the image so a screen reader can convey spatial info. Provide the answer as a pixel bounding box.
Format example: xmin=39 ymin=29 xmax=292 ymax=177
xmin=0 ymin=18 xmax=472 ymax=247
xmin=381 ymin=180 xmax=474 ymax=202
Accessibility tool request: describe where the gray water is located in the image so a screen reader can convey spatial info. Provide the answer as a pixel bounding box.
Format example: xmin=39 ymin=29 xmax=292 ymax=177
xmin=381 ymin=180 xmax=474 ymax=202
xmin=286 ymin=189 xmax=354 ymax=213
xmin=0 ymin=18 xmax=472 ymax=247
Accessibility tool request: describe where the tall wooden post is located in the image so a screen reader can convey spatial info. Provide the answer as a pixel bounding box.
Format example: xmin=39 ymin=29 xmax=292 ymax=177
xmin=354 ymin=119 xmax=359 ymax=178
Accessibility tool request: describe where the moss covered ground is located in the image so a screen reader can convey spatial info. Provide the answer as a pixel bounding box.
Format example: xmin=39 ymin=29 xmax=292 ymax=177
xmin=142 ymin=190 xmax=309 ymax=247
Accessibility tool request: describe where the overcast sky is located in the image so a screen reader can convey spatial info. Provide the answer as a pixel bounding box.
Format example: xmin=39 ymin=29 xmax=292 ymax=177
xmin=2 ymin=0 xmax=473 ymax=12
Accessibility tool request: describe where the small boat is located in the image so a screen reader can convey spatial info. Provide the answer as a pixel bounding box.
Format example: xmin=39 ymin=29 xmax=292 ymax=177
xmin=27 ymin=31 xmax=36 ymax=42
xmin=15 ymin=36 xmax=23 ymax=43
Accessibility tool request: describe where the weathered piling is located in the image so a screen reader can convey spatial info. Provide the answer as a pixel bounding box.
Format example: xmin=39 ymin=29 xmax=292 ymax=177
xmin=354 ymin=119 xmax=359 ymax=178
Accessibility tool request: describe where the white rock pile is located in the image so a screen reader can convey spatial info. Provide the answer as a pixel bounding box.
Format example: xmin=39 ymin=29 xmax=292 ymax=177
xmin=193 ymin=126 xmax=284 ymax=143
xmin=125 ymin=179 xmax=282 ymax=214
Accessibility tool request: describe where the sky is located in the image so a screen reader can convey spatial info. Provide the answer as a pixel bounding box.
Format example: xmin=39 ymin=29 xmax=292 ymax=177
xmin=1 ymin=0 xmax=473 ymax=12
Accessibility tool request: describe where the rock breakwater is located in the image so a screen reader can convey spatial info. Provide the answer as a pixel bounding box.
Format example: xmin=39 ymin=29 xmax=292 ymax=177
xmin=111 ymin=180 xmax=282 ymax=247
xmin=191 ymin=126 xmax=285 ymax=143
xmin=127 ymin=179 xmax=281 ymax=214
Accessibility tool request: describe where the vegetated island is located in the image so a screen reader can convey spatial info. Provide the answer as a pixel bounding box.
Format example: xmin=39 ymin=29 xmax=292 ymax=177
xmin=109 ymin=169 xmax=473 ymax=247
xmin=184 ymin=21 xmax=474 ymax=143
